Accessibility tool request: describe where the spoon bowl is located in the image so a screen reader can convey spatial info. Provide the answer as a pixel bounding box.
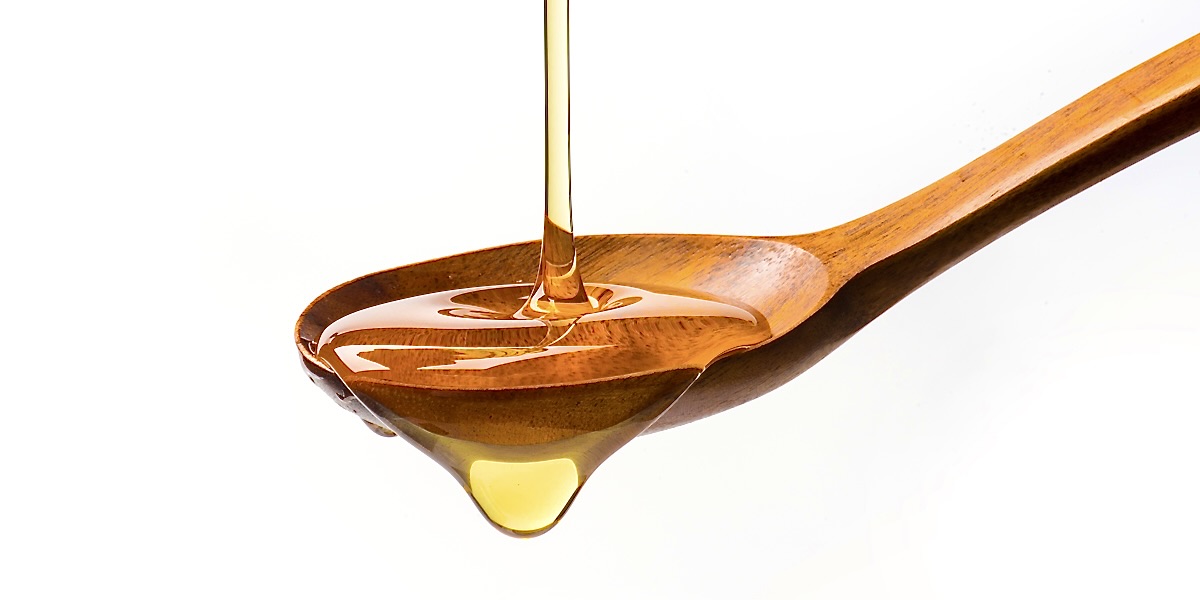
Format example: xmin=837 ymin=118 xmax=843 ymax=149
xmin=296 ymin=234 xmax=831 ymax=432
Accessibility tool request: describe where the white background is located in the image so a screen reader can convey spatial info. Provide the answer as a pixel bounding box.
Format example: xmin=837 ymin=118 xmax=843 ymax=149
xmin=2 ymin=1 xmax=1199 ymax=598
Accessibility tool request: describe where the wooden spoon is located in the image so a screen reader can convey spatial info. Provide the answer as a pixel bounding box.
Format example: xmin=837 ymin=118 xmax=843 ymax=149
xmin=296 ymin=33 xmax=1200 ymax=436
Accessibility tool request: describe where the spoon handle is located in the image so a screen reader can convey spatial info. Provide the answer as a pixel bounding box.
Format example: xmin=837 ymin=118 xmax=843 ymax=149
xmin=805 ymin=33 xmax=1200 ymax=284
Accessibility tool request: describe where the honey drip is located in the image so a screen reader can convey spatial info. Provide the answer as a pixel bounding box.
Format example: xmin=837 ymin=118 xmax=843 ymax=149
xmin=315 ymin=0 xmax=772 ymax=536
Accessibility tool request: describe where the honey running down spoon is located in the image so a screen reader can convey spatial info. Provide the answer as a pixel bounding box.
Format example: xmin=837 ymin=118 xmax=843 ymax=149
xmin=297 ymin=30 xmax=1200 ymax=535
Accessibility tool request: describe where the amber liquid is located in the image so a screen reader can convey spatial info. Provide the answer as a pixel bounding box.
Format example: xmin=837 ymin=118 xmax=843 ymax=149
xmin=316 ymin=0 xmax=771 ymax=536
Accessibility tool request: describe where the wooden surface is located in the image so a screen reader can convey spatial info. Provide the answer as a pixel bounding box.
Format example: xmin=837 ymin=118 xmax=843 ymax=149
xmin=297 ymin=33 xmax=1200 ymax=435
xmin=797 ymin=31 xmax=1200 ymax=286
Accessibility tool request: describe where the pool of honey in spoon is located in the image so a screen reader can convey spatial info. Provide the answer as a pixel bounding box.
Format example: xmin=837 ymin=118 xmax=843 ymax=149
xmin=314 ymin=280 xmax=771 ymax=535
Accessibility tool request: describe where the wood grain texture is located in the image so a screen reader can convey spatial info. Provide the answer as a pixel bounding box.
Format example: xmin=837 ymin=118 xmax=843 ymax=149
xmin=297 ymin=33 xmax=1200 ymax=435
xmin=796 ymin=32 xmax=1200 ymax=285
